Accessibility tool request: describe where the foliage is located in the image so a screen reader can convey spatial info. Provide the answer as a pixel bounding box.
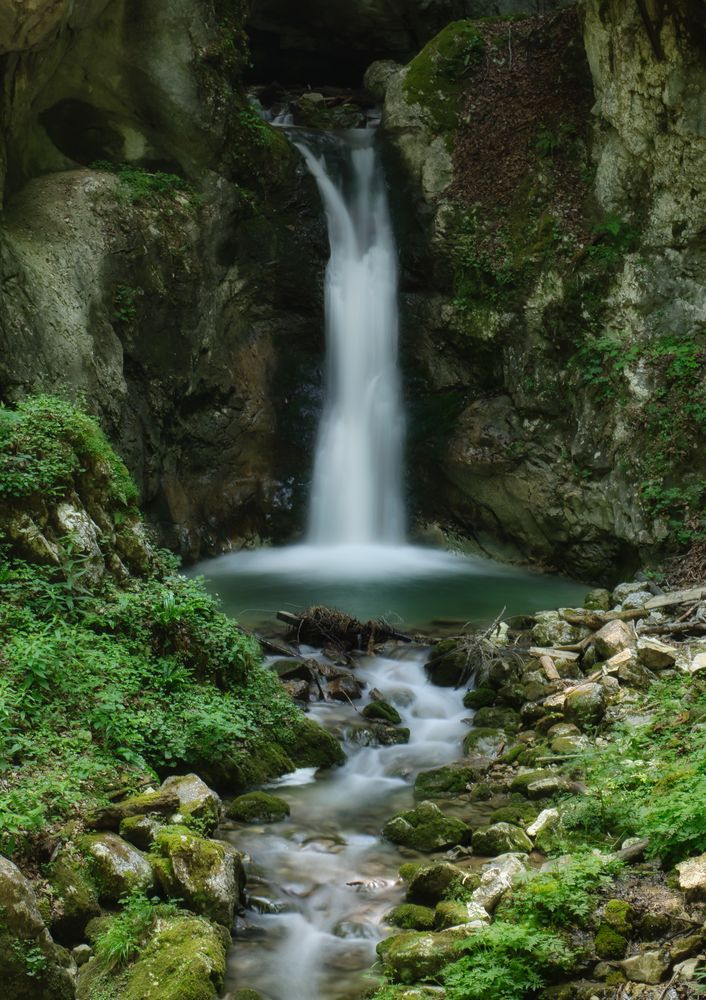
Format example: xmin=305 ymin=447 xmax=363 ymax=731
xmin=559 ymin=673 xmax=706 ymax=865
xmin=94 ymin=891 xmax=178 ymax=968
xmin=0 ymin=395 xmax=137 ymax=505
xmin=92 ymin=162 xmax=193 ymax=205
xmin=501 ymin=853 xmax=623 ymax=928
xmin=112 ymin=285 xmax=144 ymax=325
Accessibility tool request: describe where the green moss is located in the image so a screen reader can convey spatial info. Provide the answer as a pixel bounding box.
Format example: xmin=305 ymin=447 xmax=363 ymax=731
xmin=404 ymin=21 xmax=485 ymax=133
xmin=385 ymin=904 xmax=436 ymax=931
xmin=362 ymin=701 xmax=403 ymax=725
xmin=463 ymin=688 xmax=495 ymax=710
xmin=594 ymin=922 xmax=627 ymax=959
xmin=150 ymin=827 xmax=242 ymax=925
xmin=383 ymin=802 xmax=470 ymax=852
xmin=414 ymin=765 xmax=474 ymax=799
xmin=282 ymin=716 xmax=346 ymax=770
xmin=226 ymin=791 xmax=290 ymax=823
xmin=46 ymin=846 xmax=101 ymax=942
xmin=121 ymin=914 xmax=226 ymax=1000
xmin=603 ymin=899 xmax=634 ymax=935
xmin=473 ymin=707 xmax=521 ymax=732
xmin=434 ymin=900 xmax=472 ymax=929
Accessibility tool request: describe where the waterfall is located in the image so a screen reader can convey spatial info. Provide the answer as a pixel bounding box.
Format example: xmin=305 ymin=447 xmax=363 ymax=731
xmin=295 ymin=131 xmax=406 ymax=546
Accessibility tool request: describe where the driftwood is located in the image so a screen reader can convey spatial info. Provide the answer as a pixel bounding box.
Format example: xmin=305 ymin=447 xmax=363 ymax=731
xmin=644 ymin=586 xmax=706 ymax=610
xmin=560 ymin=608 xmax=647 ymax=629
xmin=277 ymin=606 xmax=412 ymax=651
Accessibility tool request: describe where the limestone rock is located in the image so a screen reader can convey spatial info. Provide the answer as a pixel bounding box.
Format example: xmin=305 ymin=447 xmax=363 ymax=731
xmin=472 ymin=853 xmax=526 ymax=913
xmin=564 ymin=682 xmax=606 ymax=726
xmin=471 ymin=823 xmax=532 ymax=857
xmin=637 ymin=638 xmax=677 ymax=670
xmin=676 ymin=852 xmax=706 ymax=901
xmin=79 ymin=832 xmax=153 ymax=902
xmin=0 ymin=854 xmax=75 ymax=1000
xmin=383 ymin=801 xmax=470 ymax=853
xmin=611 ymin=582 xmax=647 ymax=605
xmin=463 ymin=727 xmax=505 ymax=758
xmin=618 ymin=950 xmax=669 ymax=984
xmin=406 ymin=862 xmax=478 ymax=906
xmin=593 ymin=620 xmax=637 ymax=659
xmin=377 ymin=925 xmax=477 ymax=983
xmin=160 ymin=774 xmax=221 ymax=834
xmin=151 ymin=826 xmax=245 ymax=927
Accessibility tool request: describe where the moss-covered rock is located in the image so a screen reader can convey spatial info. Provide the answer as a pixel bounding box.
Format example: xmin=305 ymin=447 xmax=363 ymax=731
xmin=471 ymin=822 xmax=533 ymax=856
xmin=383 ymin=801 xmax=470 ymax=852
xmin=79 ymin=832 xmax=154 ymax=903
xmin=406 ymin=862 xmax=478 ymax=906
xmin=463 ymin=687 xmax=496 ymax=710
xmin=285 ymin=717 xmax=346 ymax=770
xmin=603 ymin=899 xmax=635 ymax=935
xmin=232 ymin=991 xmax=266 ymax=1000
xmin=489 ymin=803 xmax=538 ymax=826
xmin=377 ymin=926 xmax=476 ymax=983
xmin=473 ymin=706 xmax=521 ymax=733
xmin=413 ymin=765 xmax=474 ymax=800
xmin=361 ymin=700 xmax=402 ymax=724
xmin=160 ymin=775 xmax=221 ymax=835
xmin=226 ymin=792 xmax=290 ymax=824
xmin=150 ymin=827 xmax=245 ymax=927
xmin=89 ymin=788 xmax=180 ymax=831
xmin=594 ymin=922 xmax=628 ymax=959
xmin=385 ymin=903 xmax=436 ymax=931
xmin=46 ymin=845 xmax=101 ymax=944
xmin=425 ymin=639 xmax=470 ymax=687
xmin=0 ymin=855 xmax=75 ymax=1000
xmin=119 ymin=815 xmax=164 ymax=851
xmin=434 ymin=899 xmax=473 ymax=929
xmin=462 ymin=727 xmax=505 ymax=757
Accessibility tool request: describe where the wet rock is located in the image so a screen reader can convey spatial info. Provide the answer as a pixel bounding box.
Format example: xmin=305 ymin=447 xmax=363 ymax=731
xmin=619 ymin=950 xmax=669 ymax=984
xmin=362 ymin=700 xmax=402 ymax=724
xmin=282 ymin=679 xmax=310 ymax=701
xmin=226 ymin=792 xmax=290 ymax=824
xmin=637 ymin=638 xmax=678 ymax=670
xmin=385 ymin=903 xmax=436 ymax=931
xmin=434 ymin=899 xmax=475 ymax=929
xmin=462 ymin=727 xmax=505 ymax=757
xmin=160 ymin=774 xmax=222 ymax=835
xmin=425 ymin=640 xmax=470 ymax=687
xmin=463 ymin=687 xmax=496 ymax=709
xmin=151 ymin=826 xmax=245 ymax=927
xmin=585 ymin=588 xmax=611 ymax=611
xmin=593 ymin=620 xmax=637 ymax=659
xmin=471 ymin=822 xmax=532 ymax=856
xmin=406 ymin=862 xmax=478 ymax=906
xmin=0 ymin=855 xmax=75 ymax=1000
xmin=383 ymin=801 xmax=470 ymax=853
xmin=413 ymin=764 xmax=474 ymax=800
xmin=327 ymin=675 xmax=364 ymax=701
xmin=532 ymin=611 xmax=584 ymax=647
xmin=79 ymin=832 xmax=153 ymax=902
xmin=676 ymin=852 xmax=706 ymax=900
xmin=473 ymin=706 xmax=521 ymax=733
xmin=564 ymin=682 xmax=606 ymax=726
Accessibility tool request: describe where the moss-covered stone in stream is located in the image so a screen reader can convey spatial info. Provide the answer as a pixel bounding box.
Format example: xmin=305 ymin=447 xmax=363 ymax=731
xmin=473 ymin=706 xmax=521 ymax=732
xmin=362 ymin=700 xmax=403 ymax=724
xmin=463 ymin=687 xmax=496 ymax=709
xmin=414 ymin=764 xmax=475 ymax=799
xmin=471 ymin=822 xmax=532 ymax=855
xmin=403 ymin=21 xmax=485 ymax=134
xmin=226 ymin=792 xmax=290 ymax=823
xmin=377 ymin=926 xmax=476 ymax=983
xmin=406 ymin=863 xmax=479 ymax=906
xmin=385 ymin=903 xmax=436 ymax=931
xmin=462 ymin=727 xmax=505 ymax=757
xmin=284 ymin=717 xmax=347 ymax=770
xmin=383 ymin=801 xmax=470 ymax=852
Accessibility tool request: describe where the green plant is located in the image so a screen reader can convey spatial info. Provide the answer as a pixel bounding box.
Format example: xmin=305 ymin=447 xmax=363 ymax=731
xmin=112 ymin=285 xmax=144 ymax=325
xmin=94 ymin=891 xmax=178 ymax=968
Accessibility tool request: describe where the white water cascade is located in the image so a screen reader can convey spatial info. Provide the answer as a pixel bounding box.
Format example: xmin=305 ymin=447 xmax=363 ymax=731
xmin=296 ymin=131 xmax=405 ymax=546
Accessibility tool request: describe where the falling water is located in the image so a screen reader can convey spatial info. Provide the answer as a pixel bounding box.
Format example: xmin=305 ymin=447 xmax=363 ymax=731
xmin=295 ymin=131 xmax=405 ymax=545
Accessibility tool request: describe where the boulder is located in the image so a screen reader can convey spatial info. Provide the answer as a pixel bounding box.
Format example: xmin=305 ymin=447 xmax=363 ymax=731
xmin=150 ymin=826 xmax=245 ymax=927
xmin=119 ymin=815 xmax=165 ymax=850
xmin=425 ymin=640 xmax=469 ymax=687
xmin=89 ymin=788 xmax=180 ymax=830
xmin=462 ymin=727 xmax=505 ymax=757
xmin=594 ymin=922 xmax=627 ymax=959
xmin=160 ymin=774 xmax=221 ymax=834
xmin=385 ymin=903 xmax=436 ymax=931
xmin=564 ymin=682 xmax=606 ymax=726
xmin=413 ymin=765 xmax=474 ymax=800
xmin=473 ymin=706 xmax=521 ymax=733
xmin=47 ymin=845 xmax=101 ymax=943
xmin=434 ymin=899 xmax=475 ymax=929
xmin=611 ymin=582 xmax=648 ymax=605
xmin=383 ymin=801 xmax=470 ymax=853
xmin=364 ymin=59 xmax=403 ymax=102
xmin=637 ymin=637 xmax=678 ymax=670
xmin=226 ymin=792 xmax=290 ymax=824
xmin=79 ymin=833 xmax=153 ymax=902
xmin=621 ymin=590 xmax=653 ymax=610
xmin=377 ymin=926 xmax=477 ymax=983
xmin=593 ymin=620 xmax=636 ymax=659
xmin=361 ymin=700 xmax=402 ymax=724
xmin=471 ymin=823 xmax=532 ymax=857
xmin=463 ymin=687 xmax=495 ymax=709
xmin=327 ymin=676 xmax=364 ymax=701
xmin=0 ymin=855 xmax=75 ymax=1000
xmin=406 ymin=862 xmax=478 ymax=906
xmin=471 ymin=853 xmax=526 ymax=913
xmin=532 ymin=611 xmax=584 ymax=647
xmin=584 ymin=588 xmax=611 ymax=611
xmin=526 ymin=808 xmax=560 ymax=839
xmin=676 ymin=852 xmax=706 ymax=901
xmin=618 ymin=950 xmax=669 ymax=984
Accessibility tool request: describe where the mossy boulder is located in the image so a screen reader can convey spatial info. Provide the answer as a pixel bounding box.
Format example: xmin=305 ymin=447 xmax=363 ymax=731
xmin=406 ymin=862 xmax=478 ymax=906
xmin=462 ymin=727 xmax=505 ymax=757
xmin=89 ymin=787 xmax=180 ymax=831
xmin=79 ymin=832 xmax=154 ymax=902
xmin=471 ymin=823 xmax=533 ymax=856
xmin=490 ymin=803 xmax=538 ymax=826
xmin=425 ymin=639 xmax=469 ymax=686
xmin=413 ymin=765 xmax=474 ymax=800
xmin=46 ymin=845 xmax=101 ymax=943
xmin=463 ymin=687 xmax=495 ymax=710
xmin=150 ymin=827 xmax=245 ymax=927
xmin=510 ymin=769 xmax=556 ymax=797
xmin=603 ymin=899 xmax=635 ymax=935
xmin=286 ymin=717 xmax=346 ymax=769
xmin=160 ymin=775 xmax=221 ymax=835
xmin=595 ymin=923 xmax=628 ymax=959
xmin=377 ymin=926 xmax=476 ymax=983
xmin=434 ymin=899 xmax=473 ymax=929
xmin=383 ymin=801 xmax=470 ymax=852
xmin=361 ymin=700 xmax=402 ymax=724
xmin=585 ymin=588 xmax=611 ymax=611
xmin=226 ymin=792 xmax=290 ymax=824
xmin=564 ymin=683 xmax=606 ymax=727
xmin=0 ymin=855 xmax=75 ymax=1000
xmin=385 ymin=903 xmax=436 ymax=931
xmin=120 ymin=815 xmax=164 ymax=850
xmin=473 ymin=706 xmax=521 ymax=733
xmin=232 ymin=991 xmax=266 ymax=1000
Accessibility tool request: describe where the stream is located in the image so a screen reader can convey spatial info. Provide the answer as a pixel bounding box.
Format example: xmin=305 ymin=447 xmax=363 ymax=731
xmin=222 ymin=642 xmax=469 ymax=999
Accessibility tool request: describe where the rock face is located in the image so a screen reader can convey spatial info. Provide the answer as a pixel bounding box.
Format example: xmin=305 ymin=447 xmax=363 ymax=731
xmin=0 ymin=0 xmax=328 ymax=560
xmin=0 ymin=855 xmax=75 ymax=1000
xmin=377 ymin=3 xmax=706 ymax=581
